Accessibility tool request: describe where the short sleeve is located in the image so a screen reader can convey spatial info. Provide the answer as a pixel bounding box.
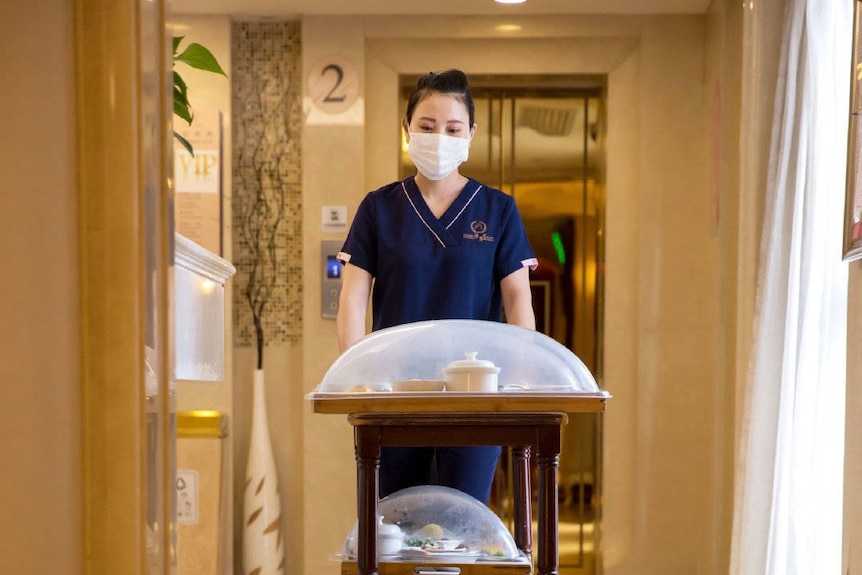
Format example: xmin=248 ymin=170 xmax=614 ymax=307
xmin=494 ymin=196 xmax=537 ymax=281
xmin=338 ymin=193 xmax=378 ymax=276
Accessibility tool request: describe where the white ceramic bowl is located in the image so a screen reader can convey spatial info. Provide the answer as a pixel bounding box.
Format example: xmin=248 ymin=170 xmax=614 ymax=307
xmin=443 ymin=352 xmax=500 ymax=393
xmin=391 ymin=379 xmax=446 ymax=392
xmin=378 ymin=517 xmax=403 ymax=555
xmin=378 ymin=533 xmax=402 ymax=556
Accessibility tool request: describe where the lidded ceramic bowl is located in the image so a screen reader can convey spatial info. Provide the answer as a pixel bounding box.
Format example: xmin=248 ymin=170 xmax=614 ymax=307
xmin=377 ymin=516 xmax=403 ymax=556
xmin=443 ymin=352 xmax=500 ymax=393
xmin=343 ymin=516 xmax=403 ymax=557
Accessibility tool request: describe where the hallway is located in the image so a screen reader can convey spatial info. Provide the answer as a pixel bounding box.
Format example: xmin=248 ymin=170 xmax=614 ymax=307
xmin=8 ymin=2 xmax=862 ymax=575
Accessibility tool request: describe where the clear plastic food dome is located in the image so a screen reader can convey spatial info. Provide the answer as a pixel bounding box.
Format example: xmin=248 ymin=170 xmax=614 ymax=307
xmin=338 ymin=486 xmax=522 ymax=561
xmin=315 ymin=319 xmax=600 ymax=394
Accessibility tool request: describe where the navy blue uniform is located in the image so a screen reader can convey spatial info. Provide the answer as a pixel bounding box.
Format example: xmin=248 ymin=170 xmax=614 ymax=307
xmin=339 ymin=177 xmax=537 ymax=330
xmin=338 ymin=176 xmax=537 ymax=503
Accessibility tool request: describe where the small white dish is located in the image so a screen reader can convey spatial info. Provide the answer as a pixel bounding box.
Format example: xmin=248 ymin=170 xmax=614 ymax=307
xmin=391 ymin=379 xmax=446 ymax=392
xmin=435 ymin=538 xmax=462 ymax=551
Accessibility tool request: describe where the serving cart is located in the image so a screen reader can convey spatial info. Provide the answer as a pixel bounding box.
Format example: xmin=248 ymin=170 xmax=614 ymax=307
xmin=309 ymin=320 xmax=610 ymax=575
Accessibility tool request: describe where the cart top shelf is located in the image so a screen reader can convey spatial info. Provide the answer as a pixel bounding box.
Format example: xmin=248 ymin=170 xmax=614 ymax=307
xmin=309 ymin=320 xmax=606 ymax=403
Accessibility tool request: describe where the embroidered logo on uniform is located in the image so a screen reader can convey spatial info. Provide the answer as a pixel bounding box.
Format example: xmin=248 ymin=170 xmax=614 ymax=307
xmin=464 ymin=220 xmax=495 ymax=242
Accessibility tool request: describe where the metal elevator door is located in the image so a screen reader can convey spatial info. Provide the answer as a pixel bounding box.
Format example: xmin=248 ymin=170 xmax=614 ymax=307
xmin=399 ymin=75 xmax=607 ymax=575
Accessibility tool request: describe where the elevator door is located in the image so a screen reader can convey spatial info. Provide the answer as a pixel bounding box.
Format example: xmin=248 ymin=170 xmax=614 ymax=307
xmin=399 ymin=76 xmax=606 ymax=575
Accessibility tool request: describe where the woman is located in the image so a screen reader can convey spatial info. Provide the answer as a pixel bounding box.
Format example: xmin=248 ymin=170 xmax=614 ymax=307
xmin=336 ymin=69 xmax=537 ymax=504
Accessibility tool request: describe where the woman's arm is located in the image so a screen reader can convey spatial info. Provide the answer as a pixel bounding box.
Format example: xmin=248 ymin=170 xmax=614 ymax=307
xmin=336 ymin=263 xmax=373 ymax=352
xmin=501 ymin=266 xmax=536 ymax=330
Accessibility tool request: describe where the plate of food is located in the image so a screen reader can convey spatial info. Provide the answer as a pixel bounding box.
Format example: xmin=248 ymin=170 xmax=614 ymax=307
xmin=404 ymin=537 xmax=463 ymax=551
xmin=401 ymin=547 xmax=482 ymax=562
xmin=402 ymin=532 xmax=479 ymax=561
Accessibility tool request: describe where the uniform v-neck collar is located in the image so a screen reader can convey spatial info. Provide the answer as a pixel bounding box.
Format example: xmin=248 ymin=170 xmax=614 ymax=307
xmin=402 ymin=176 xmax=483 ymax=242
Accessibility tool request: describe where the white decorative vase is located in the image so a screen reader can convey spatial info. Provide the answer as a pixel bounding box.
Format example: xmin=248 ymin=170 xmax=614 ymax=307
xmin=243 ymin=369 xmax=285 ymax=575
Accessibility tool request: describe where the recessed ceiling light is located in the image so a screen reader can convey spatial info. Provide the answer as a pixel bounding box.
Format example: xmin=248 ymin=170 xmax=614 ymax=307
xmin=495 ymin=0 xmax=526 ymax=4
xmin=496 ymin=24 xmax=523 ymax=32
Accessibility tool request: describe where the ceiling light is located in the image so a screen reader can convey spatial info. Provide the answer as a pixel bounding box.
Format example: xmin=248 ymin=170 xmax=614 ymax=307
xmin=495 ymin=0 xmax=526 ymax=4
xmin=496 ymin=24 xmax=522 ymax=32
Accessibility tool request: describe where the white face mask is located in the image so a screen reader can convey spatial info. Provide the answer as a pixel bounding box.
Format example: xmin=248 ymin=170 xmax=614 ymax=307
xmin=407 ymin=132 xmax=470 ymax=181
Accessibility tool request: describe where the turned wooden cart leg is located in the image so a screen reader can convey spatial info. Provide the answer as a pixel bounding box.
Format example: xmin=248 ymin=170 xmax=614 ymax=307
xmin=355 ymin=426 xmax=381 ymax=575
xmin=511 ymin=445 xmax=533 ymax=556
xmin=535 ymin=428 xmax=561 ymax=575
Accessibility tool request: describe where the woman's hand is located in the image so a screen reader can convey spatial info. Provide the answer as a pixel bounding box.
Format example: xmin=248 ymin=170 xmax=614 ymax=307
xmin=501 ymin=266 xmax=536 ymax=330
xmin=336 ymin=263 xmax=373 ymax=352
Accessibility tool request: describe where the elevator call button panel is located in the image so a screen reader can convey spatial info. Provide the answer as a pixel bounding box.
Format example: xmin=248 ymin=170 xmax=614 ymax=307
xmin=322 ymin=240 xmax=343 ymax=319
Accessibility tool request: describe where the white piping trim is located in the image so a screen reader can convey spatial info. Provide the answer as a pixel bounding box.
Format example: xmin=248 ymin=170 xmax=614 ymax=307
xmin=522 ymin=257 xmax=539 ymax=271
xmin=402 ymin=181 xmax=446 ymax=248
xmin=337 ymin=251 xmax=351 ymax=264
xmin=445 ymin=184 xmax=481 ymax=230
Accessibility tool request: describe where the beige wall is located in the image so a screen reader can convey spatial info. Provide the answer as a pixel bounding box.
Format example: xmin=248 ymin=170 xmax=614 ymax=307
xmin=705 ymin=2 xmax=744 ymax=574
xmin=606 ymin=18 xmax=721 ymax=575
xmin=301 ymin=18 xmax=369 ymax=575
xmin=0 ymin=1 xmax=82 ymax=574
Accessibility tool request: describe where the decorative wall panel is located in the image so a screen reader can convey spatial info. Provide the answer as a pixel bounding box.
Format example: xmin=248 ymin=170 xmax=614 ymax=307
xmin=231 ymin=20 xmax=303 ymax=347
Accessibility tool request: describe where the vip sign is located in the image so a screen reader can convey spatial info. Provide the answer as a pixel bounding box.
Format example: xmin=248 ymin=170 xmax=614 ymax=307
xmin=175 ymin=149 xmax=220 ymax=193
xmin=174 ymin=102 xmax=223 ymax=254
xmin=174 ymin=102 xmax=222 ymax=194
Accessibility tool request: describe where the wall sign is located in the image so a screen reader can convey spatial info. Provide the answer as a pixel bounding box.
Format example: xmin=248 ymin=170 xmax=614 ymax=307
xmin=173 ymin=102 xmax=223 ymax=255
xmin=321 ymin=205 xmax=348 ymax=232
xmin=307 ymin=55 xmax=359 ymax=115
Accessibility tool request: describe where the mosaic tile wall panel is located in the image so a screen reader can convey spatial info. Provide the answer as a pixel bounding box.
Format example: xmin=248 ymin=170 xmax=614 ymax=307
xmin=232 ymin=21 xmax=303 ymax=349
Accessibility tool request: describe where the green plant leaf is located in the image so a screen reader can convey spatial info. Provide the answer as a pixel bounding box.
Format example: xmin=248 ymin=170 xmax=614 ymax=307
xmin=174 ymin=71 xmax=189 ymax=101
xmin=173 ymin=70 xmax=192 ymax=123
xmin=170 ymin=36 xmax=225 ymax=142
xmin=174 ymin=43 xmax=227 ymax=77
xmin=174 ymin=93 xmax=193 ymax=124
xmin=174 ymin=131 xmax=194 ymax=156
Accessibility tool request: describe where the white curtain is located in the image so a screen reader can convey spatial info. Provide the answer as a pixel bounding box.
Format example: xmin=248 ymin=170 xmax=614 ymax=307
xmin=730 ymin=0 xmax=851 ymax=574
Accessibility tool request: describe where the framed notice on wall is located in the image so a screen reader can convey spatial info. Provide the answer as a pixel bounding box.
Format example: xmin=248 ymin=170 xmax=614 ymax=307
xmin=845 ymin=0 xmax=862 ymax=261
xmin=174 ymin=102 xmax=223 ymax=255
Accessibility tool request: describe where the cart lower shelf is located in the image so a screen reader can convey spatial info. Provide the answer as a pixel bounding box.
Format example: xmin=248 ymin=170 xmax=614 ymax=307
xmin=340 ymin=559 xmax=532 ymax=575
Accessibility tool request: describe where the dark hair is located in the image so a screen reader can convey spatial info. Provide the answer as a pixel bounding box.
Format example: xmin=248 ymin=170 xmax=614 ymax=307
xmin=405 ymin=69 xmax=475 ymax=127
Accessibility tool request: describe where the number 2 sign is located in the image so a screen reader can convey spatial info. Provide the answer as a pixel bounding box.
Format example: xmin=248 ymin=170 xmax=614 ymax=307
xmin=308 ymin=55 xmax=360 ymax=115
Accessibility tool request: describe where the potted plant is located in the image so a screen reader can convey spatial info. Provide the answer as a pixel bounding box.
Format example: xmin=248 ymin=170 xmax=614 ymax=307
xmin=172 ymin=36 xmax=226 ymax=156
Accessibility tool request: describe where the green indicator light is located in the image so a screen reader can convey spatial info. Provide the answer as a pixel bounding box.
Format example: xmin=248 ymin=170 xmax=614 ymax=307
xmin=551 ymin=231 xmax=566 ymax=265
